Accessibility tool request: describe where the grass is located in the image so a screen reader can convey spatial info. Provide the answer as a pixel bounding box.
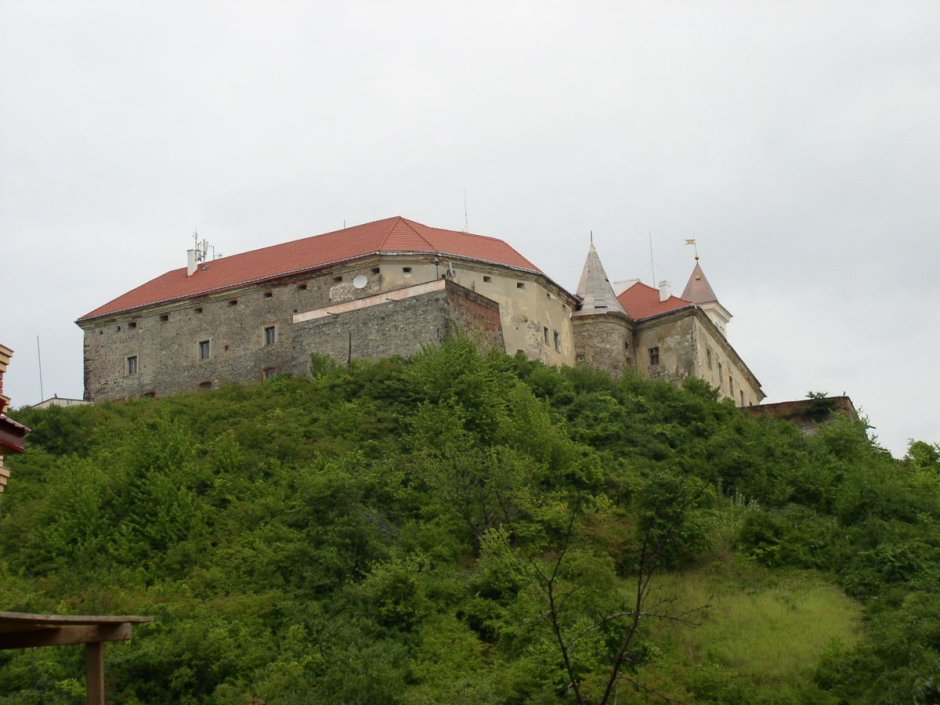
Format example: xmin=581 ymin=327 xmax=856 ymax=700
xmin=634 ymin=560 xmax=863 ymax=703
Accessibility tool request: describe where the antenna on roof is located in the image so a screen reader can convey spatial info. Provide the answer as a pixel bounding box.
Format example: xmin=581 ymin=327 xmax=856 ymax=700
xmin=463 ymin=189 xmax=470 ymax=232
xmin=187 ymin=229 xmax=218 ymax=275
xmin=36 ymin=336 xmax=44 ymax=402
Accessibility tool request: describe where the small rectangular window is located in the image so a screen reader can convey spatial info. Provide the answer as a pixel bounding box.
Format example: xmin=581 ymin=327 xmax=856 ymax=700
xmin=372 ymin=267 xmax=380 ymax=274
xmin=264 ymin=325 xmax=276 ymax=346
xmin=262 ymin=367 xmax=277 ymax=380
xmin=297 ymin=284 xmax=308 ymax=291
xmin=199 ymin=340 xmax=210 ymax=360
xmin=649 ymin=346 xmax=660 ymax=366
xmin=553 ymin=330 xmax=561 ymax=352
xmin=543 ymin=326 xmax=549 ymax=344
xmin=706 ymin=348 xmax=712 ymax=370
xmin=198 ymin=381 xmax=213 ymax=391
xmin=729 ymin=376 xmax=734 ymax=396
xmin=126 ymin=355 xmax=138 ymax=375
xmin=516 ymin=282 xmax=525 ymax=289
xmin=264 ymin=291 xmax=273 ymax=298
xmin=483 ymin=275 xmax=492 ymax=283
xmin=160 ymin=314 xmax=169 ymax=322
xmin=195 ymin=307 xmax=203 ymax=314
xmin=333 ymin=276 xmax=343 ymax=283
xmin=128 ymin=321 xmax=137 ymax=329
xmin=403 ymin=267 xmax=412 ymax=274
xmin=228 ymin=299 xmax=238 ymax=306
xmin=718 ymin=362 xmax=723 ymax=388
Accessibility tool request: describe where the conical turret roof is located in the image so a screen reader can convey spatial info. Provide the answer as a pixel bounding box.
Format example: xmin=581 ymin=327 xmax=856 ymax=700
xmin=681 ymin=261 xmax=719 ymax=304
xmin=573 ymin=244 xmax=628 ymax=317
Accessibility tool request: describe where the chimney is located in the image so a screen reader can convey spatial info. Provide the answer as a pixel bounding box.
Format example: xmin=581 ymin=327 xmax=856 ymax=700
xmin=187 ymin=249 xmax=199 ymax=276
xmin=658 ymin=280 xmax=671 ymax=302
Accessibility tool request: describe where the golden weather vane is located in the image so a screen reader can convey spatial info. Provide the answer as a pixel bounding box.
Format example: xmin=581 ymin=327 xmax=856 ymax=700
xmin=684 ymin=238 xmax=699 ymax=261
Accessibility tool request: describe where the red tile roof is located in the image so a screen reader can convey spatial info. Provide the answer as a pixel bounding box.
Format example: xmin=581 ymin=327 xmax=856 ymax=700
xmin=617 ymin=282 xmax=693 ymax=321
xmin=681 ymin=261 xmax=718 ymax=303
xmin=78 ymin=217 xmax=541 ymax=321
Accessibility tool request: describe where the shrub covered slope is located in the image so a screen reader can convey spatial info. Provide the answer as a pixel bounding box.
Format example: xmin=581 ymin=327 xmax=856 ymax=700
xmin=1 ymin=342 xmax=938 ymax=704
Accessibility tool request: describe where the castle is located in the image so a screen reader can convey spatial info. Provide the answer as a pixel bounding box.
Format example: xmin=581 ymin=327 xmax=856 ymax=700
xmin=77 ymin=216 xmax=763 ymax=405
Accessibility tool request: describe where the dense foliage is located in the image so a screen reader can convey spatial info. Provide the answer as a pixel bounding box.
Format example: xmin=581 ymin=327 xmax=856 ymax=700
xmin=1 ymin=341 xmax=937 ymax=704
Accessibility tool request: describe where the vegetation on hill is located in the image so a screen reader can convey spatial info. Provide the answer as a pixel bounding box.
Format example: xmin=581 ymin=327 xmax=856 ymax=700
xmin=1 ymin=341 xmax=938 ymax=704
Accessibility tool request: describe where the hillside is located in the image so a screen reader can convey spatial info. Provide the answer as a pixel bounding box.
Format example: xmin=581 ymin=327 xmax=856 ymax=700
xmin=1 ymin=341 xmax=938 ymax=705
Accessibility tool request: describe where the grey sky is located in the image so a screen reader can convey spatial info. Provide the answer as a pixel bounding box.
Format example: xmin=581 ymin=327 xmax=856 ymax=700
xmin=2 ymin=1 xmax=938 ymax=455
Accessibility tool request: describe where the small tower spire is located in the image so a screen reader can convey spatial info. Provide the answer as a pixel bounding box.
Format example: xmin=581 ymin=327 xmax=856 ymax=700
xmin=681 ymin=255 xmax=732 ymax=337
xmin=573 ymin=240 xmax=628 ymax=317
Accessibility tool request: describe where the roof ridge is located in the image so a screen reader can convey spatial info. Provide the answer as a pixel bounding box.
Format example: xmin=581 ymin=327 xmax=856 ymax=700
xmin=634 ymin=280 xmax=693 ymax=303
xmin=397 ymin=217 xmax=437 ymax=250
xmin=376 ymin=216 xmax=404 ymax=250
xmin=416 ymin=221 xmax=541 ymax=272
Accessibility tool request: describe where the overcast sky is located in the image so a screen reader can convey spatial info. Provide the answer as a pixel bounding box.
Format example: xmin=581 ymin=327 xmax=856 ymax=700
xmin=2 ymin=1 xmax=937 ymax=456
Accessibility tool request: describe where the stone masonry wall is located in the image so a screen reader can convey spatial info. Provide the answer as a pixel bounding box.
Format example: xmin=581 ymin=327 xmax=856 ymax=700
xmin=80 ymin=264 xmax=389 ymax=400
xmin=290 ymin=281 xmax=503 ymax=371
xmin=634 ymin=314 xmax=697 ymax=385
xmin=80 ymin=253 xmax=571 ymax=401
xmin=633 ymin=310 xmax=762 ymax=406
xmin=571 ymin=315 xmax=634 ymax=376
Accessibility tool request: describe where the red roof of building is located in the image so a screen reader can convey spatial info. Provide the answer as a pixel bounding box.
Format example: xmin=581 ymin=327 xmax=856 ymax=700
xmin=78 ymin=217 xmax=541 ymax=322
xmin=0 ymin=414 xmax=30 ymax=454
xmin=617 ymin=282 xmax=693 ymax=320
xmin=681 ymin=261 xmax=718 ymax=303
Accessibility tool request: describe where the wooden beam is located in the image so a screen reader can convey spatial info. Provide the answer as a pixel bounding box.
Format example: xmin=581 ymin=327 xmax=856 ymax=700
xmin=85 ymin=642 xmax=106 ymax=705
xmin=0 ymin=611 xmax=151 ymax=625
xmin=0 ymin=623 xmax=132 ymax=650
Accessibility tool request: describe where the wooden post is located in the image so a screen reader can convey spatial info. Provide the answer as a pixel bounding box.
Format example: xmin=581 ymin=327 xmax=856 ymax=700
xmin=85 ymin=642 xmax=105 ymax=705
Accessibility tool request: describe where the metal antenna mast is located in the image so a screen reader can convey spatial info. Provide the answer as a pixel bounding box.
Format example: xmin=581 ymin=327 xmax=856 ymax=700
xmin=36 ymin=336 xmax=44 ymax=401
xmin=463 ymin=189 xmax=470 ymax=232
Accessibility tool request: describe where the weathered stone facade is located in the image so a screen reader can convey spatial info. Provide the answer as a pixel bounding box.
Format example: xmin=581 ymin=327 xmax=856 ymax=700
xmin=634 ymin=309 xmax=762 ymax=406
xmin=291 ymin=280 xmax=503 ymax=369
xmin=77 ymin=217 xmax=764 ymax=405
xmin=79 ymin=252 xmax=557 ymax=401
xmin=571 ymin=315 xmax=632 ymax=374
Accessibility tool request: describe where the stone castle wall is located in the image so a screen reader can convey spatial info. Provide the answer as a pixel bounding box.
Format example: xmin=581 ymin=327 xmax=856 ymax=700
xmin=80 ymin=272 xmax=505 ymax=401
xmin=80 ymin=253 xmax=572 ymax=401
xmin=633 ymin=309 xmax=762 ymax=406
xmin=571 ymin=315 xmax=633 ymax=375
xmin=291 ymin=281 xmax=503 ymax=371
xmin=79 ymin=251 xmax=761 ymax=406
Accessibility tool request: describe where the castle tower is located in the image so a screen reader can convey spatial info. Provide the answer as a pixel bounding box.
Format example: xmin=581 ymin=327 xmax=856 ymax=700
xmin=571 ymin=243 xmax=634 ymax=374
xmin=681 ymin=260 xmax=732 ymax=337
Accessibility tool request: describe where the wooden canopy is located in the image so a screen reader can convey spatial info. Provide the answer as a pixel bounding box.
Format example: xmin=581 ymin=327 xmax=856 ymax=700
xmin=0 ymin=611 xmax=152 ymax=705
